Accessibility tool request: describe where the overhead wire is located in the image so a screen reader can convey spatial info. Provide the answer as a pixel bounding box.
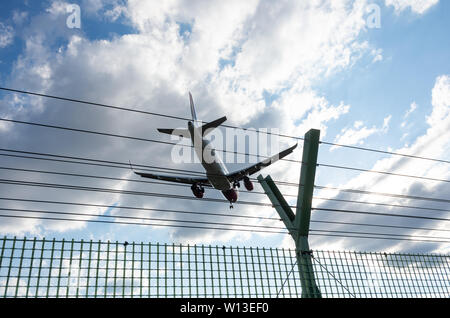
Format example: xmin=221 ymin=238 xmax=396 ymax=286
xmin=312 ymin=196 xmax=450 ymax=213
xmin=317 ymin=163 xmax=450 ymax=183
xmin=2 ymin=117 xmax=449 ymax=184
xmin=0 ymin=87 xmax=449 ymax=246
xmin=1 ymin=147 xmax=449 ymax=204
xmin=0 ymin=213 xmax=449 ymax=243
xmin=0 ymin=117 xmax=302 ymax=164
xmin=2 ymin=86 xmax=449 ymax=164
xmin=2 ymin=178 xmax=450 ymax=222
xmin=1 ymin=197 xmax=449 ymax=233
xmin=0 ymin=87 xmax=304 ymax=141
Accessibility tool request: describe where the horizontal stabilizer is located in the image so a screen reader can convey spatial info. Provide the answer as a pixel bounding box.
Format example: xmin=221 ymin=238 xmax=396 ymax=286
xmin=157 ymin=128 xmax=190 ymax=138
xmin=201 ymin=116 xmax=227 ymax=136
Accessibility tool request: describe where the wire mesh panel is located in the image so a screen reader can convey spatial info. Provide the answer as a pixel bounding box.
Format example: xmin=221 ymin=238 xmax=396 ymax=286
xmin=0 ymin=237 xmax=448 ymax=298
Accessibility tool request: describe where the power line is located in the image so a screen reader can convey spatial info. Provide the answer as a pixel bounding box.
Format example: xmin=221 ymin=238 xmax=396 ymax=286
xmin=6 ymin=162 xmax=450 ymax=213
xmin=319 ymin=141 xmax=450 ymax=165
xmin=0 ymin=207 xmax=287 ymax=231
xmin=0 ymin=118 xmax=301 ymax=164
xmin=318 ymin=163 xmax=450 ymax=183
xmin=312 ymin=208 xmax=450 ymax=222
xmin=2 ymin=178 xmax=450 ymax=222
xmin=0 ymin=197 xmax=280 ymax=221
xmin=2 ymin=197 xmax=449 ymax=233
xmin=1 ymin=147 xmax=449 ymax=204
xmin=18 ymin=206 xmax=447 ymax=241
xmin=2 ymin=86 xmax=449 ymax=164
xmin=309 ymin=229 xmax=450 ymax=241
xmin=0 ymin=150 xmax=210 ymax=177
xmin=0 ymin=213 xmax=286 ymax=235
xmin=0 ymin=149 xmax=296 ymax=186
xmin=0 ymin=86 xmax=304 ymax=141
xmin=0 ymin=147 xmax=304 ymax=191
xmin=0 ymin=214 xmax=449 ymax=243
xmin=314 ymin=185 xmax=450 ymax=204
xmin=0 ymin=178 xmax=274 ymax=207
xmin=0 ymin=165 xmax=297 ymax=198
xmin=312 ymin=196 xmax=450 ymax=214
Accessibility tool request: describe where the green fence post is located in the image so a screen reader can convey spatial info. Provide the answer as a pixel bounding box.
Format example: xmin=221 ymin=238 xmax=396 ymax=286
xmin=258 ymin=129 xmax=322 ymax=298
xmin=123 ymin=241 xmax=126 ymax=298
xmin=105 ymin=240 xmax=110 ymax=298
xmin=95 ymin=240 xmax=101 ymax=298
xmin=56 ymin=239 xmax=65 ymax=298
xmin=4 ymin=236 xmax=16 ymax=297
xmin=77 ymin=239 xmax=83 ymax=298
xmin=26 ymin=238 xmax=37 ymax=298
xmin=87 ymin=240 xmax=93 ymax=298
xmin=36 ymin=238 xmax=45 ymax=297
xmin=15 ymin=237 xmax=26 ymax=298
xmin=46 ymin=238 xmax=56 ymax=298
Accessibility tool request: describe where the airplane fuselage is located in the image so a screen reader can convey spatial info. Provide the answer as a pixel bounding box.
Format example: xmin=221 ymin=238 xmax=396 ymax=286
xmin=188 ymin=121 xmax=238 ymax=203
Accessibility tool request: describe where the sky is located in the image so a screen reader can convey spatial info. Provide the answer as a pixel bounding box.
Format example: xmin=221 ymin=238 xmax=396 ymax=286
xmin=0 ymin=0 xmax=449 ymax=254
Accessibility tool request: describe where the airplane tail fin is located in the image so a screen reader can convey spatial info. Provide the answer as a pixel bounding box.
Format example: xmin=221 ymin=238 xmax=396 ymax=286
xmin=158 ymin=92 xmax=226 ymax=137
xmin=189 ymin=92 xmax=197 ymax=121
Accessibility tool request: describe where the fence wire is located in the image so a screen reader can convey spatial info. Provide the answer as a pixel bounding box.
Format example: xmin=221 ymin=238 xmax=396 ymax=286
xmin=0 ymin=237 xmax=448 ymax=298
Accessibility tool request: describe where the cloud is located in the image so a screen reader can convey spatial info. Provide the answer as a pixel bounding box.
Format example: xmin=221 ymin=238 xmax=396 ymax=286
xmin=401 ymin=101 xmax=418 ymax=128
xmin=385 ymin=0 xmax=439 ymax=15
xmin=405 ymin=101 xmax=418 ymax=118
xmin=0 ymin=0 xmax=387 ymax=245
xmin=0 ymin=22 xmax=14 ymax=48
xmin=371 ymin=48 xmax=383 ymax=63
xmin=331 ymin=115 xmax=391 ymax=150
xmin=313 ymin=74 xmax=450 ymax=254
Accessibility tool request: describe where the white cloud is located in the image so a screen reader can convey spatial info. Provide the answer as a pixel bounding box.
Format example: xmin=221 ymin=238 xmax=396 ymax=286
xmin=371 ymin=48 xmax=383 ymax=63
xmin=385 ymin=0 xmax=439 ymax=14
xmin=401 ymin=101 xmax=418 ymax=127
xmin=12 ymin=11 xmax=29 ymax=25
xmin=429 ymin=75 xmax=450 ymax=126
xmin=0 ymin=0 xmax=383 ymax=244
xmin=331 ymin=115 xmax=391 ymax=150
xmin=0 ymin=23 xmax=14 ymax=48
xmin=405 ymin=101 xmax=418 ymax=118
xmin=314 ymin=74 xmax=450 ymax=253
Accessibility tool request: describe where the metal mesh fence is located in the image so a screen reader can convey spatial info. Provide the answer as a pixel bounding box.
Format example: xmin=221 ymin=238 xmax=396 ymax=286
xmin=0 ymin=237 xmax=448 ymax=298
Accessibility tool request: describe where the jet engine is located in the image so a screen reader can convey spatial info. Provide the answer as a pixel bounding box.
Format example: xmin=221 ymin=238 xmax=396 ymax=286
xmin=191 ymin=184 xmax=205 ymax=198
xmin=243 ymin=176 xmax=254 ymax=191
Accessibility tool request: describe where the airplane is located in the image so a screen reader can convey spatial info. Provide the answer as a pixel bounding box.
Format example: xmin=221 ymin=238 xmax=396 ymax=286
xmin=131 ymin=92 xmax=297 ymax=208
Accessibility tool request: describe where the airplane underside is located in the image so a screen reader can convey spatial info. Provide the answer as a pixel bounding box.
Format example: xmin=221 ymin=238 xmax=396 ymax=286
xmin=132 ymin=92 xmax=297 ymax=209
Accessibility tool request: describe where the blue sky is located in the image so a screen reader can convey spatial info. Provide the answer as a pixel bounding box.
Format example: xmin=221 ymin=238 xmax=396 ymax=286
xmin=0 ymin=0 xmax=449 ymax=254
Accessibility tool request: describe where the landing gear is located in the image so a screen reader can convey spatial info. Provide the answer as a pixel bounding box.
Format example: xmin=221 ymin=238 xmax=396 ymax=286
xmin=233 ymin=181 xmax=240 ymax=188
xmin=191 ymin=183 xmax=205 ymax=198
xmin=222 ymin=188 xmax=238 ymax=209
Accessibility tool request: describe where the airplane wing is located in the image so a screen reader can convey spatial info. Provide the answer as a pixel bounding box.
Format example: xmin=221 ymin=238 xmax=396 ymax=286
xmin=133 ymin=170 xmax=212 ymax=186
xmin=226 ymin=143 xmax=298 ymax=182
